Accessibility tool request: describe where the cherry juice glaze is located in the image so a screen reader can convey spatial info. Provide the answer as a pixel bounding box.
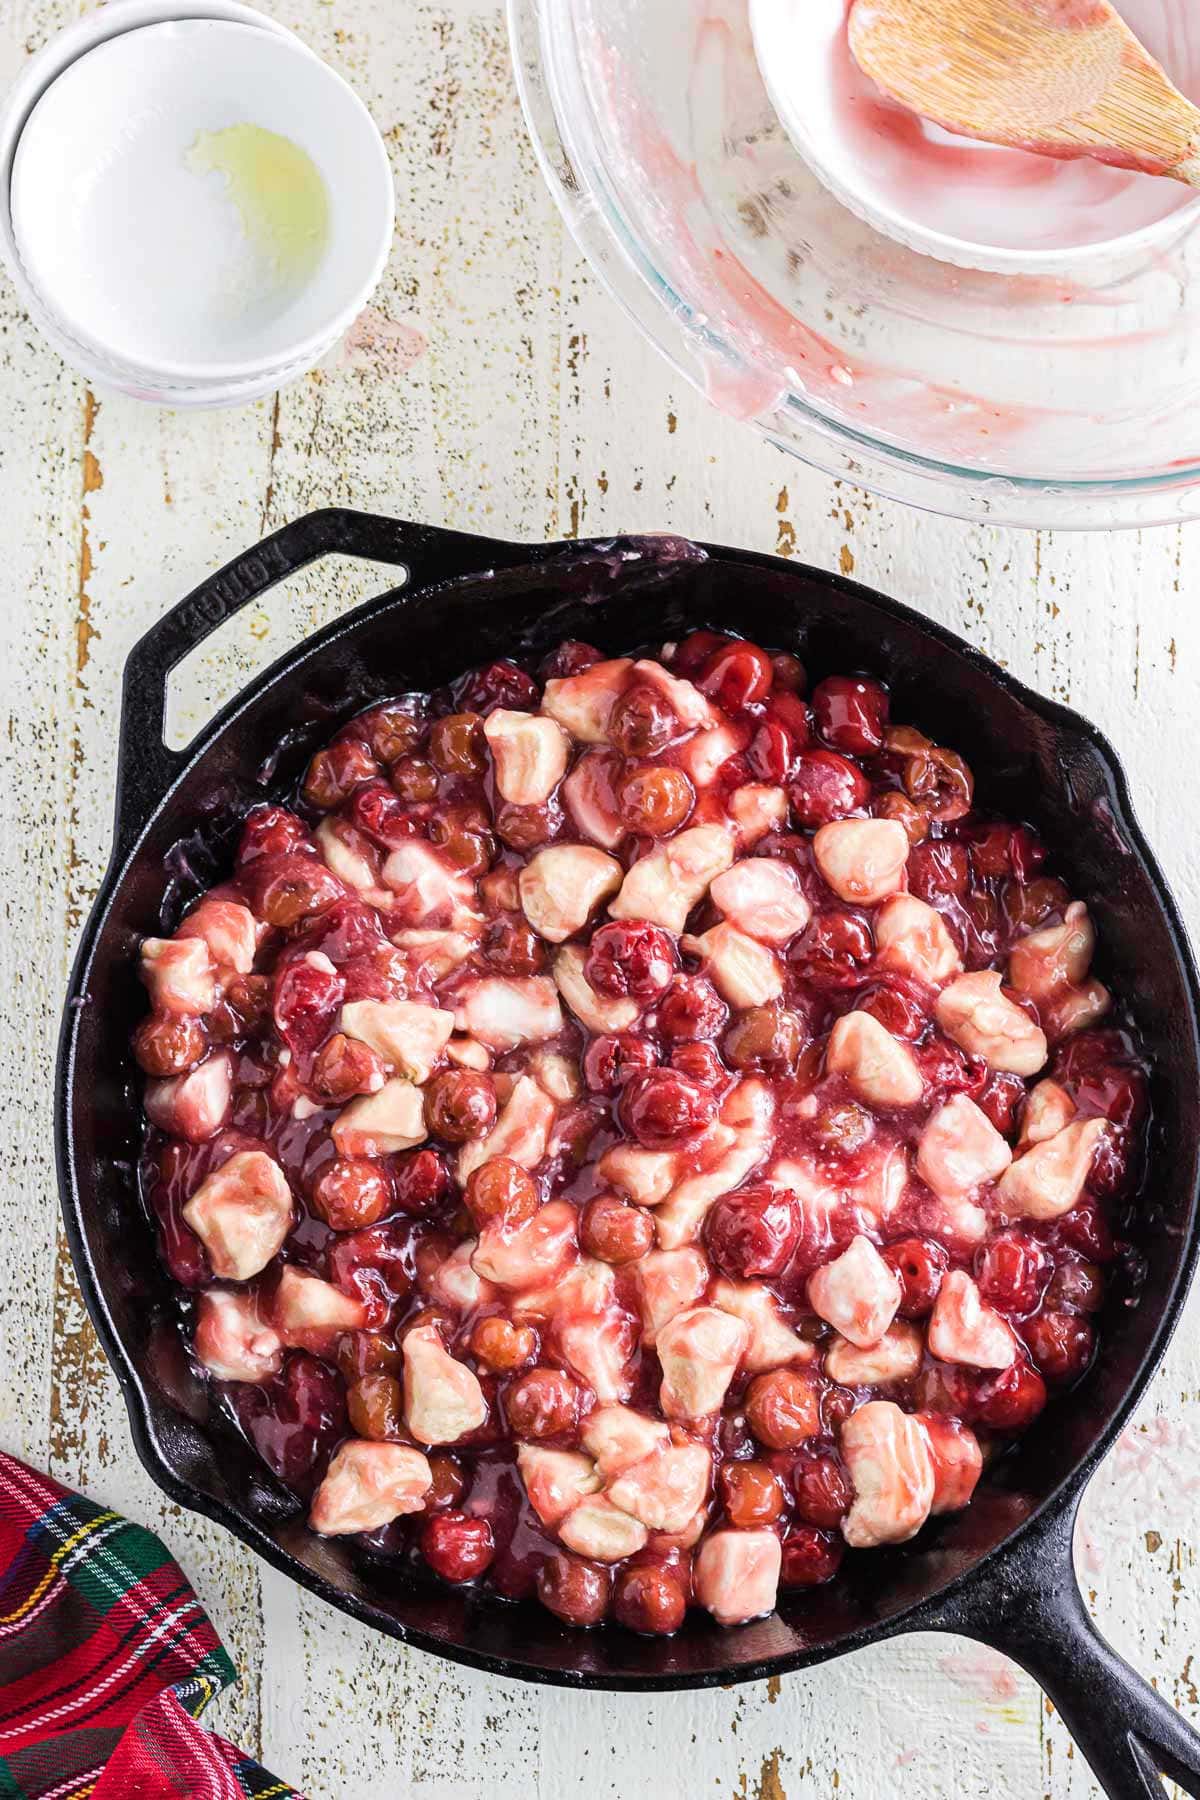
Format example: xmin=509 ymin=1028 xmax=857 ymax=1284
xmin=134 ymin=634 xmax=1150 ymax=1633
xmin=822 ymin=0 xmax=1200 ymax=251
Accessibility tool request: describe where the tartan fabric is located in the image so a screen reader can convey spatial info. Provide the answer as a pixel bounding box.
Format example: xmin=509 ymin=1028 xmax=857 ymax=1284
xmin=0 ymin=1454 xmax=303 ymax=1800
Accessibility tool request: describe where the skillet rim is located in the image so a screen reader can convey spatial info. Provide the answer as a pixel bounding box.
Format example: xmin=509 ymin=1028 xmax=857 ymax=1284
xmin=54 ymin=524 xmax=1200 ymax=1691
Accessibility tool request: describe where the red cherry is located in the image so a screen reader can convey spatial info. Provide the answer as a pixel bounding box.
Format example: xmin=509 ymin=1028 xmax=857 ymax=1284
xmin=536 ymin=1553 xmax=611 ymax=1626
xmin=1022 ymin=1311 xmax=1095 ymax=1384
xmin=962 ymin=823 xmax=1045 ymax=884
xmin=539 ymin=640 xmax=602 ymax=680
xmin=1053 ymin=1034 xmax=1147 ymax=1134
xmin=621 ymin=1070 xmax=717 ymax=1149
xmin=698 ymin=640 xmax=774 ymax=711
xmin=504 ymin=1368 xmax=581 ymax=1439
xmin=976 ymin=1231 xmax=1050 ymax=1314
xmin=424 ymin=1071 xmax=498 ymax=1144
xmin=483 ymin=915 xmax=546 ymax=978
xmin=300 ymin=899 xmax=388 ymax=965
xmin=584 ymin=1033 xmax=659 ymax=1094
xmin=580 ymin=1194 xmax=655 ymax=1265
xmin=780 ymin=1527 xmax=843 ymax=1587
xmin=706 ymin=1184 xmax=801 ymax=1279
xmin=232 ymin=1353 xmax=347 ymax=1496
xmin=720 ymin=1461 xmax=785 ymax=1527
xmin=392 ymin=1148 xmax=453 ymax=1216
xmin=346 ymin=780 xmax=420 ymax=849
xmin=965 ymin=823 xmax=1017 ymax=880
xmin=1046 ymin=1257 xmax=1105 ymax=1314
xmin=355 ymin=701 xmax=423 ymax=765
xmin=908 ymin=840 xmax=970 ymax=903
xmin=749 ymin=690 xmax=810 ymax=780
xmin=339 ymin=945 xmax=415 ymax=1005
xmin=241 ymin=853 xmax=345 ymax=930
xmin=788 ymin=750 xmax=870 ymax=827
xmin=916 ymin=1035 xmax=987 ymax=1101
xmin=420 ymin=1511 xmax=496 ymax=1582
xmin=811 ymin=676 xmax=889 ymax=757
xmin=236 ymin=804 xmax=312 ymax=866
xmin=912 ymin=1359 xmax=979 ymax=1417
xmin=464 ymin=1159 xmax=539 ymax=1232
xmin=855 ymin=982 xmax=926 ymax=1040
xmin=657 ymin=975 xmax=728 ymax=1042
xmin=787 ymin=1450 xmax=852 ymax=1528
xmin=976 ymin=1071 xmax=1027 ymax=1136
xmin=272 ymin=955 xmax=346 ymax=1063
xmin=327 ymin=1224 xmax=412 ymax=1328
xmin=771 ymin=651 xmax=807 ymax=693
xmin=609 ymin=686 xmax=679 ymax=757
xmin=790 ymin=911 xmax=873 ymax=990
xmin=303 ymin=738 xmax=380 ymax=810
xmin=787 ymin=1201 xmax=835 ymax=1282
xmin=133 ymin=1013 xmax=207 ymax=1078
xmin=973 ymin=1360 xmax=1049 ymax=1431
xmin=311 ymin=1159 xmax=392 ymax=1231
xmin=669 ymin=1041 xmax=727 ymax=1087
xmin=1057 ymin=1204 xmax=1117 ymax=1264
xmin=612 ymin=1561 xmax=688 ymax=1635
xmin=883 ymin=1237 xmax=949 ymax=1318
xmin=585 ymin=921 xmax=677 ymax=1001
xmin=748 ymin=719 xmax=794 ymax=785
xmin=671 ymin=630 xmax=731 ymax=676
xmin=747 ymin=1367 xmax=822 ymax=1448
xmin=1086 ymin=1132 xmax=1131 ymax=1201
xmin=456 ymin=659 xmax=539 ymax=715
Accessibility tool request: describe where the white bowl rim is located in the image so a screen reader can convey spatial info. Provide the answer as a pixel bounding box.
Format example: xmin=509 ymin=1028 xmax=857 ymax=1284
xmin=4 ymin=13 xmax=394 ymax=383
xmin=5 ymin=228 xmax=340 ymax=404
xmin=746 ymin=0 xmax=1200 ymax=278
xmin=0 ymin=0 xmax=302 ymax=391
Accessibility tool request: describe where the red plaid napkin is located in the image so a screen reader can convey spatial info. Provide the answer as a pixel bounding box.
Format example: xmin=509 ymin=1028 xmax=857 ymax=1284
xmin=0 ymin=1452 xmax=303 ymax=1799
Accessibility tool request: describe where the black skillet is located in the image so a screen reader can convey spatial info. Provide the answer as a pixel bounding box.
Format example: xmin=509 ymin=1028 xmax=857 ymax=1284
xmin=55 ymin=508 xmax=1200 ymax=1798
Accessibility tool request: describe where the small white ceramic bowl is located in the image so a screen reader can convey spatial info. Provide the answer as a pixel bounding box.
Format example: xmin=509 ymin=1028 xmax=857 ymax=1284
xmin=0 ymin=2 xmax=393 ymax=403
xmin=749 ymin=0 xmax=1200 ymax=276
xmin=0 ymin=0 xmax=300 ymax=400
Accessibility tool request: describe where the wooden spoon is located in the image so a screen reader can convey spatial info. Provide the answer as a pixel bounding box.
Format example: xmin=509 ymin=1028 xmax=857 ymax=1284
xmin=847 ymin=0 xmax=1200 ymax=186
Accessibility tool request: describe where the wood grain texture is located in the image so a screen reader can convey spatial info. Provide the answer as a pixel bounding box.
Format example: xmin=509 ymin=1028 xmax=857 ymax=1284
xmin=0 ymin=0 xmax=1198 ymax=1794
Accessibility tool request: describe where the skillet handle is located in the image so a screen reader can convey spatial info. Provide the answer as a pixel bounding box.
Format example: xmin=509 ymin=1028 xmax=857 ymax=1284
xmin=930 ymin=1490 xmax=1200 ymax=1799
xmin=115 ymin=508 xmax=512 ymax=861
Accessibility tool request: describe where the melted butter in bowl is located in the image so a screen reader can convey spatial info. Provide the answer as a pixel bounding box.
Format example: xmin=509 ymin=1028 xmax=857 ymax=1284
xmin=186 ymin=123 xmax=331 ymax=298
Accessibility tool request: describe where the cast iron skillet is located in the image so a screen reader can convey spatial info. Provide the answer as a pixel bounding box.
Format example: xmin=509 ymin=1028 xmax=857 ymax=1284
xmin=56 ymin=508 xmax=1200 ymax=1797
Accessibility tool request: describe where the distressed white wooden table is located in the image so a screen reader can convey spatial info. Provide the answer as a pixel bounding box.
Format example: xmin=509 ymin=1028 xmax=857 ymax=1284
xmin=2 ymin=1 xmax=1199 ymax=1794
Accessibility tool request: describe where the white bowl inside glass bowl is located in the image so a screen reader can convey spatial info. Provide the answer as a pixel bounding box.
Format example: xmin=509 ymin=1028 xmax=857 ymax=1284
xmin=749 ymin=0 xmax=1200 ymax=278
xmin=508 ymin=0 xmax=1200 ymax=528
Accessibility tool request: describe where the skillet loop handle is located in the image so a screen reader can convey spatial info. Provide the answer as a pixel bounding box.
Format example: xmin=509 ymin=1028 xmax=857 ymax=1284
xmin=115 ymin=508 xmax=503 ymax=862
xmin=935 ymin=1492 xmax=1200 ymax=1800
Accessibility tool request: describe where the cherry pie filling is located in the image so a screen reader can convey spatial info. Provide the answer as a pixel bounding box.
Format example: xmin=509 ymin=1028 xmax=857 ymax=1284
xmin=134 ymin=633 xmax=1147 ymax=1634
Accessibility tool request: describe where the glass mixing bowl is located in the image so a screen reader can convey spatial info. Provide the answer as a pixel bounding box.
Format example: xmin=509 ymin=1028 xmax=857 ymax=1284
xmin=508 ymin=0 xmax=1200 ymax=528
